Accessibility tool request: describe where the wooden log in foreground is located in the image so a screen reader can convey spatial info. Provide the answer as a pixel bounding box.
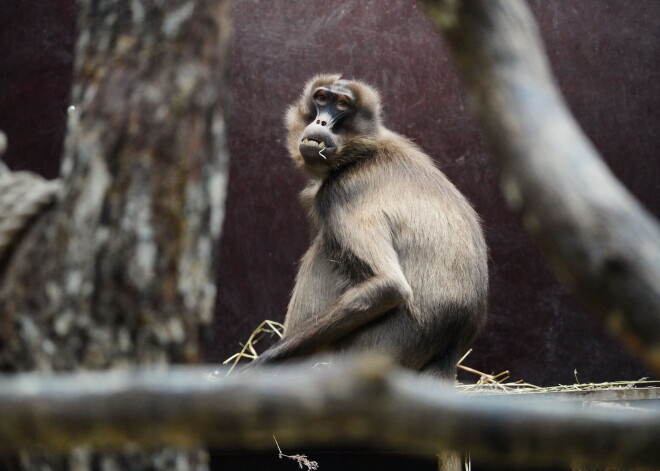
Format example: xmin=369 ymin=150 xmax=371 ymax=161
xmin=0 ymin=356 xmax=658 ymax=468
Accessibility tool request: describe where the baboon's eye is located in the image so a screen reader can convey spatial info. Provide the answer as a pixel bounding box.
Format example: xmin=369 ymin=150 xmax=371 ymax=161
xmin=337 ymin=100 xmax=350 ymax=111
xmin=314 ymin=91 xmax=328 ymax=106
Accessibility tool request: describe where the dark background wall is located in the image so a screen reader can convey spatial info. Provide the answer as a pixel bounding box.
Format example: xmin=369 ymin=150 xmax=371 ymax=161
xmin=1 ymin=0 xmax=658 ymax=388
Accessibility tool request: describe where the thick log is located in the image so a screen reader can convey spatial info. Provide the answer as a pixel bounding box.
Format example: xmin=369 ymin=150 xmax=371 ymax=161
xmin=0 ymin=357 xmax=657 ymax=469
xmin=422 ymin=0 xmax=660 ymax=372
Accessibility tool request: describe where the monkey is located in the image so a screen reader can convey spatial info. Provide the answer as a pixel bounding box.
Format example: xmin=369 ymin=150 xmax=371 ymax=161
xmin=250 ymin=74 xmax=488 ymax=379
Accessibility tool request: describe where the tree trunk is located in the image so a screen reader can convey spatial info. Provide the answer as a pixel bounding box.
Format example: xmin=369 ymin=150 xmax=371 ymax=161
xmin=0 ymin=0 xmax=230 ymax=469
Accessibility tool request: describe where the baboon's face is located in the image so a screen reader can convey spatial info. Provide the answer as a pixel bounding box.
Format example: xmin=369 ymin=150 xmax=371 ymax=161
xmin=298 ymin=81 xmax=355 ymax=165
xmin=286 ymin=75 xmax=382 ymax=173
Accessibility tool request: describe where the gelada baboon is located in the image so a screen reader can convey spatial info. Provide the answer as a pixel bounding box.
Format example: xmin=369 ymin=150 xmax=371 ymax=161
xmin=252 ymin=75 xmax=488 ymax=378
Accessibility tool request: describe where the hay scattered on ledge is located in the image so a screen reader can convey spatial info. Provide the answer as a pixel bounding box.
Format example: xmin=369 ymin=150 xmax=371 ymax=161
xmin=220 ymin=320 xmax=284 ymax=375
xmin=456 ymin=349 xmax=659 ymax=395
xmin=213 ymin=321 xmax=660 ymax=397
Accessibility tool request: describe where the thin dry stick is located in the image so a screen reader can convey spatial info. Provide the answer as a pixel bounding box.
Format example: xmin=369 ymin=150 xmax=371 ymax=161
xmin=456 ymin=348 xmax=473 ymax=366
xmin=456 ymin=349 xmax=512 ymax=386
xmin=458 ymin=364 xmax=495 ymax=381
xmin=223 ymin=320 xmax=284 ymax=375
xmin=273 ymin=435 xmax=319 ymax=470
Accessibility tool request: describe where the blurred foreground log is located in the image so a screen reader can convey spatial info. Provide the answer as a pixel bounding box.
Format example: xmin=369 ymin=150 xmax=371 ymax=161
xmin=0 ymin=357 xmax=658 ymax=469
xmin=423 ymin=0 xmax=660 ymax=372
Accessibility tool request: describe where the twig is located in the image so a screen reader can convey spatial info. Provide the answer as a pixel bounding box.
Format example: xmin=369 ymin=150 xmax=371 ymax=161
xmin=222 ymin=320 xmax=284 ymax=375
xmin=273 ymin=435 xmax=319 ymax=470
xmin=456 ymin=349 xmax=473 ymax=366
xmin=458 ymin=364 xmax=495 ymax=381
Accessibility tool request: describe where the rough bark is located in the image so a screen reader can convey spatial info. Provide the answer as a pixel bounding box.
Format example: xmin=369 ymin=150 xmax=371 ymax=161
xmin=0 ymin=357 xmax=657 ymax=469
xmin=0 ymin=0 xmax=230 ymax=469
xmin=422 ymin=0 xmax=660 ymax=372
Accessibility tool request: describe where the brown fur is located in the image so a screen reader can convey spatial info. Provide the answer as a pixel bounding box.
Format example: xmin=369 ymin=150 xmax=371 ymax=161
xmin=254 ymin=75 xmax=488 ymax=379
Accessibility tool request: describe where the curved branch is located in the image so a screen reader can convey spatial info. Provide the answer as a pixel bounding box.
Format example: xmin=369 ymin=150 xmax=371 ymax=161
xmin=423 ymin=0 xmax=660 ymax=371
xmin=0 ymin=358 xmax=658 ymax=468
